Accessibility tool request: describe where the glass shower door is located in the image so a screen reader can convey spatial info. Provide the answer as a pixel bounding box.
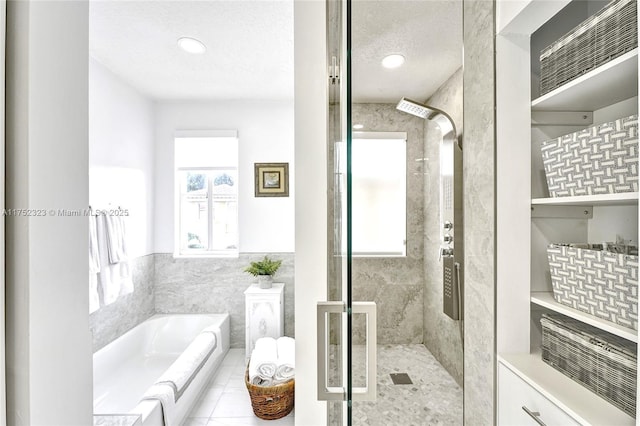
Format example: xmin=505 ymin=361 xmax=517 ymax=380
xmin=320 ymin=0 xmax=466 ymax=423
xmin=321 ymin=0 xmax=349 ymax=422
xmin=319 ymin=0 xmax=377 ymax=424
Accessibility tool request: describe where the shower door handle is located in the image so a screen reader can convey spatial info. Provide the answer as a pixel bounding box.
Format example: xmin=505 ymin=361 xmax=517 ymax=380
xmin=316 ymin=301 xmax=377 ymax=401
xmin=317 ymin=301 xmax=346 ymax=401
xmin=352 ymin=301 xmax=377 ymax=401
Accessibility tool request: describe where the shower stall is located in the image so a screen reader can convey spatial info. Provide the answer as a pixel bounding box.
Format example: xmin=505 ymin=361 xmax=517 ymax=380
xmin=318 ymin=0 xmax=466 ymax=424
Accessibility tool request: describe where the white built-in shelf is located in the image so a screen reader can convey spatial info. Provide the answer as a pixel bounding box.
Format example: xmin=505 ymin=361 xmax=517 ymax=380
xmin=498 ymin=352 xmax=635 ymax=426
xmin=532 ymin=192 xmax=639 ymax=206
xmin=531 ymin=292 xmax=638 ymax=343
xmin=532 ymin=49 xmax=638 ymax=111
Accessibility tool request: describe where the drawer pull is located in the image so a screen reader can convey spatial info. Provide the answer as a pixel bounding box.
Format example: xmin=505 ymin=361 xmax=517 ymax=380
xmin=522 ymin=406 xmax=547 ymax=426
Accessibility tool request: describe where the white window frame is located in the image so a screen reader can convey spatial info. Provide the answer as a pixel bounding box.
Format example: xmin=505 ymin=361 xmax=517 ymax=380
xmin=174 ymin=130 xmax=239 ymax=258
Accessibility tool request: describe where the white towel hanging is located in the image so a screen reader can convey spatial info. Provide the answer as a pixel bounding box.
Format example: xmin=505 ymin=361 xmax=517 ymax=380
xmin=96 ymin=213 xmax=133 ymax=306
xmin=89 ymin=215 xmax=101 ymax=313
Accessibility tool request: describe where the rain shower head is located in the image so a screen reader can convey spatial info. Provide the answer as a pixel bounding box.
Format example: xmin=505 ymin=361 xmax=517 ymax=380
xmin=396 ymin=97 xmax=460 ymax=150
xmin=396 ymin=97 xmax=436 ymax=119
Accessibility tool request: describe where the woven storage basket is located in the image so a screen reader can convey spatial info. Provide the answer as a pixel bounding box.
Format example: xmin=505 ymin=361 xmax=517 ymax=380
xmin=540 ymin=115 xmax=638 ymax=197
xmin=245 ymin=368 xmax=294 ymax=420
xmin=541 ymin=313 xmax=637 ymax=417
xmin=539 ymin=0 xmax=637 ymax=95
xmin=547 ymin=243 xmax=639 ymax=330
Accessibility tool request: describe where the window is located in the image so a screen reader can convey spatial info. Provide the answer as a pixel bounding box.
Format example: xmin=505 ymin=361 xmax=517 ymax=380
xmin=352 ymin=132 xmax=407 ymax=256
xmin=175 ymin=131 xmax=239 ymax=256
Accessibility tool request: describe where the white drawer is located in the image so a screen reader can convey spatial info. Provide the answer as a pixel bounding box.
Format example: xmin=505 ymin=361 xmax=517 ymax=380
xmin=498 ymin=363 xmax=580 ymax=426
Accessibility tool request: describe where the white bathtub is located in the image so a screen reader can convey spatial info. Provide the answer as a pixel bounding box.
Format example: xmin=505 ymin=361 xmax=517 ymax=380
xmin=93 ymin=314 xmax=230 ymax=425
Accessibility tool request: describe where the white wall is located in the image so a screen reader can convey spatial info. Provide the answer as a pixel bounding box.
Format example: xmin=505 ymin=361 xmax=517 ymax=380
xmin=497 ymin=0 xmax=569 ymax=35
xmin=496 ymin=32 xmax=532 ymax=354
xmin=5 ymin=1 xmax=93 ymax=424
xmin=89 ymin=57 xmax=155 ymax=257
xmin=294 ymin=0 xmax=328 ymax=423
xmin=154 ymin=101 xmax=295 ymax=253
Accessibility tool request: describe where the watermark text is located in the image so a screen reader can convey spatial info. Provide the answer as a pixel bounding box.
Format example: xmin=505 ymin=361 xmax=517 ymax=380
xmin=3 ymin=207 xmax=130 ymax=217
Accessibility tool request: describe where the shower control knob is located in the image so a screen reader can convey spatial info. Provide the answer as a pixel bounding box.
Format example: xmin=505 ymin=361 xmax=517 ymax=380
xmin=439 ymin=247 xmax=454 ymax=261
xmin=443 ymin=221 xmax=453 ymax=231
xmin=443 ymin=234 xmax=453 ymax=243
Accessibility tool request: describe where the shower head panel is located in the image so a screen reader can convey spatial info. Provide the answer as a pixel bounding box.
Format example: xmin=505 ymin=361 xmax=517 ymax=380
xmin=396 ymin=97 xmax=432 ymax=119
xmin=396 ymin=97 xmax=459 ymax=150
xmin=396 ymin=97 xmax=463 ymax=321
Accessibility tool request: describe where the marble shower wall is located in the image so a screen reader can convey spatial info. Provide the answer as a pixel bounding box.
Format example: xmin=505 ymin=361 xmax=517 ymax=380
xmin=463 ymin=0 xmax=496 ymax=424
xmin=154 ymin=253 xmax=295 ymax=348
xmin=351 ymin=104 xmax=425 ymax=344
xmin=89 ymin=254 xmax=155 ymax=351
xmin=422 ymin=68 xmax=464 ymax=387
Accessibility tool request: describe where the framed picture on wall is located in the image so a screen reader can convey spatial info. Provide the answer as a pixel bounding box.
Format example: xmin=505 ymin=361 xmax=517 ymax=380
xmin=254 ymin=163 xmax=289 ymax=197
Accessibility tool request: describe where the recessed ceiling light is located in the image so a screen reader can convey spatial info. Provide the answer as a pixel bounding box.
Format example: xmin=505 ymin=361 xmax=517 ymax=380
xmin=382 ymin=54 xmax=405 ymax=69
xmin=177 ymin=37 xmax=206 ymax=54
xmin=353 ymin=124 xmax=364 ymax=130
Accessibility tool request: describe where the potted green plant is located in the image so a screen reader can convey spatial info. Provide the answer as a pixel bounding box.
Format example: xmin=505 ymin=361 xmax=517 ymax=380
xmin=244 ymin=256 xmax=282 ymax=289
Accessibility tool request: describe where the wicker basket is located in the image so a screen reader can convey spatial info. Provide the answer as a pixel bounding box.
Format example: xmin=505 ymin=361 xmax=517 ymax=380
xmin=540 ymin=115 xmax=638 ymax=197
xmin=547 ymin=243 xmax=639 ymax=330
xmin=245 ymin=368 xmax=294 ymax=420
xmin=539 ymin=0 xmax=637 ymax=95
xmin=541 ymin=313 xmax=637 ymax=417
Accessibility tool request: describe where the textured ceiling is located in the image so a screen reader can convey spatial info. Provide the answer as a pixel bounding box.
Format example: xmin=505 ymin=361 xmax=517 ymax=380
xmin=352 ymin=0 xmax=463 ymax=103
xmin=89 ymin=0 xmax=462 ymax=103
xmin=89 ymin=0 xmax=294 ymax=101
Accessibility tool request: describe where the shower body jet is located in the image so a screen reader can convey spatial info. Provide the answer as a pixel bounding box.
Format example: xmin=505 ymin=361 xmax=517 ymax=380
xmin=396 ymin=98 xmax=464 ymax=322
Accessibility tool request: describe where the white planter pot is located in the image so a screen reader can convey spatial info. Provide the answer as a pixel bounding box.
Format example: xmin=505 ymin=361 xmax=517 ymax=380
xmin=257 ymin=275 xmax=273 ymax=289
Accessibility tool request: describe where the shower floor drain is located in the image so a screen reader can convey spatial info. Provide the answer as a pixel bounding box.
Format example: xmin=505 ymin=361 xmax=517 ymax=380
xmin=389 ymin=373 xmax=413 ymax=385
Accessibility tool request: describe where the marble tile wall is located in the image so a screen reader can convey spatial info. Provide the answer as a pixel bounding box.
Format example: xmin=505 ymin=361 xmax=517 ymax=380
xmin=463 ymin=0 xmax=497 ymax=424
xmin=90 ymin=253 xmax=295 ymax=351
xmin=89 ymin=254 xmax=155 ymax=351
xmin=154 ymin=253 xmax=295 ymax=348
xmin=422 ymin=68 xmax=464 ymax=387
xmin=350 ymin=104 xmax=426 ymax=344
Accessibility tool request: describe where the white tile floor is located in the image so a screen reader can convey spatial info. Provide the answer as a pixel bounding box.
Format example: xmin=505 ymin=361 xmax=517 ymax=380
xmin=185 ymin=345 xmax=461 ymax=426
xmin=182 ymin=349 xmax=295 ymax=426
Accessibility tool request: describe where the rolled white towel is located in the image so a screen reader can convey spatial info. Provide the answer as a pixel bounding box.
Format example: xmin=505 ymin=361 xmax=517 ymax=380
xmin=255 ymin=336 xmax=277 ymax=354
xmin=250 ymin=375 xmax=275 ymax=386
xmin=249 ymin=337 xmax=278 ymax=385
xmin=156 ymin=331 xmax=217 ymax=401
xmin=274 ymin=336 xmax=295 ymax=383
xmin=141 ymin=383 xmax=176 ymax=426
xmin=274 ymin=365 xmax=295 ymax=384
